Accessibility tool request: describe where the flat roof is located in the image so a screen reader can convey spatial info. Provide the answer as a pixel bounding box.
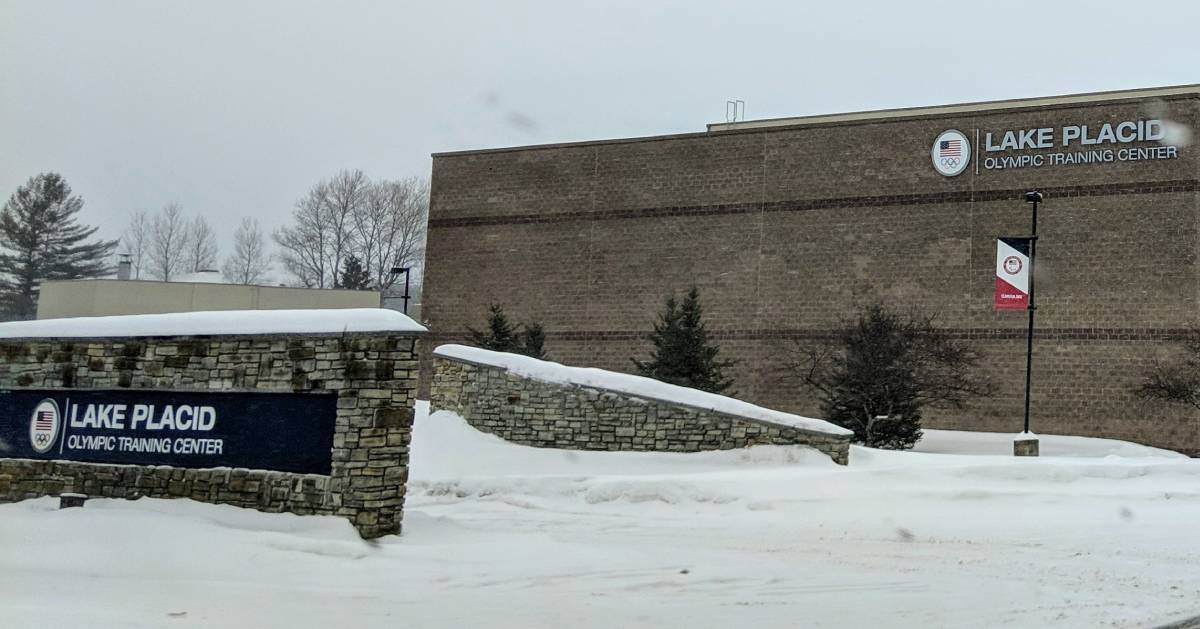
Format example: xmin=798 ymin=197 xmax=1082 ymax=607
xmin=40 ymin=278 xmax=379 ymax=295
xmin=707 ymin=83 xmax=1200 ymax=132
xmin=0 ymin=308 xmax=426 ymax=338
xmin=432 ymin=83 xmax=1199 ymax=158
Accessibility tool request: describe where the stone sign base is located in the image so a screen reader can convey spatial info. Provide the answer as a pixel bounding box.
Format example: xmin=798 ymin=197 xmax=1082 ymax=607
xmin=0 ymin=310 xmax=423 ymax=539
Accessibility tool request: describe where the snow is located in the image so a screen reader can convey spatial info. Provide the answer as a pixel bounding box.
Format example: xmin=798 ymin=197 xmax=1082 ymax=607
xmin=1 ymin=402 xmax=1198 ymax=628
xmin=434 ymin=344 xmax=852 ymax=436
xmin=0 ymin=308 xmax=426 ymax=338
xmin=172 ymin=270 xmax=226 ymax=284
xmin=915 ymin=429 xmax=1184 ymax=458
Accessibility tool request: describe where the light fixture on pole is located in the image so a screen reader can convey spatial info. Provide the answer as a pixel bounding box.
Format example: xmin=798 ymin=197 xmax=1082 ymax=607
xmin=1017 ymin=191 xmax=1042 ymax=456
xmin=389 ymin=266 xmax=412 ymax=315
xmin=994 ymin=192 xmax=1042 ymax=456
xmin=1021 ymin=191 xmax=1041 ymax=432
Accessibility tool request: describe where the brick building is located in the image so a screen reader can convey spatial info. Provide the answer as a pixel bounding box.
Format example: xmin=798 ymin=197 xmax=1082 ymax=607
xmin=424 ymin=84 xmax=1200 ymax=454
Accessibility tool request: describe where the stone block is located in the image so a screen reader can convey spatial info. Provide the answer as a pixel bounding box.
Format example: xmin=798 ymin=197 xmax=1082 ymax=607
xmin=374 ymin=406 xmax=414 ymax=428
xmin=1014 ymin=437 xmax=1040 ymax=457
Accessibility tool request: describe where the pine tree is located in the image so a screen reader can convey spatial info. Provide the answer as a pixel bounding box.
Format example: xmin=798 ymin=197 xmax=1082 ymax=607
xmin=467 ymin=304 xmax=549 ymax=358
xmin=823 ymin=305 xmax=924 ymax=449
xmin=468 ymin=304 xmax=521 ymax=352
xmin=0 ymin=173 xmax=117 ymax=319
xmin=632 ymin=286 xmax=735 ymax=394
xmin=521 ymin=322 xmax=547 ymax=360
xmin=785 ymin=304 xmax=991 ymax=449
xmin=339 ymin=254 xmax=372 ymax=290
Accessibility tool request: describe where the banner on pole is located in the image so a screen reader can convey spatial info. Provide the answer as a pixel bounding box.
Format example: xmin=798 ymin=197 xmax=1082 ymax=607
xmin=995 ymin=237 xmax=1031 ymax=310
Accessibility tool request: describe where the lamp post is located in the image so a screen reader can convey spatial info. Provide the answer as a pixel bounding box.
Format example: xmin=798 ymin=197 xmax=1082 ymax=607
xmin=1015 ymin=191 xmax=1042 ymax=456
xmin=389 ymin=266 xmax=412 ymax=315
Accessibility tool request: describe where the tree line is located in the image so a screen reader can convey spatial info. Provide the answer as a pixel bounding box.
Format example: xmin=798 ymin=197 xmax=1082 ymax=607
xmin=0 ymin=169 xmax=429 ymax=320
xmin=471 ymin=288 xmax=1200 ymax=452
xmin=274 ymin=169 xmax=428 ymax=290
xmin=125 ymin=169 xmax=427 ymax=290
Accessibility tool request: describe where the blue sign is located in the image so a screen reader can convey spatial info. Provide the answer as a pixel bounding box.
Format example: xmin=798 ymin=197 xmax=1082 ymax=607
xmin=0 ymin=389 xmax=337 ymax=475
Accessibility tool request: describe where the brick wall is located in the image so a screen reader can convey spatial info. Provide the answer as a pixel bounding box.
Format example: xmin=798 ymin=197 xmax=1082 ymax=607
xmin=430 ymin=354 xmax=851 ymax=464
xmin=0 ymin=333 xmax=420 ymax=538
xmin=424 ymin=92 xmax=1200 ymax=455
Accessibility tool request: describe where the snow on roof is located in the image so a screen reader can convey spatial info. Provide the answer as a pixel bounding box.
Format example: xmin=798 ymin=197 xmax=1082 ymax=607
xmin=173 ymin=270 xmax=226 ymax=284
xmin=433 ymin=344 xmax=852 ymax=437
xmin=0 ymin=308 xmax=426 ymax=338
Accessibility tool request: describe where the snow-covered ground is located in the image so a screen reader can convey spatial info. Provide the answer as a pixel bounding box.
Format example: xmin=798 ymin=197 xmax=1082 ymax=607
xmin=2 ymin=402 xmax=1198 ymax=628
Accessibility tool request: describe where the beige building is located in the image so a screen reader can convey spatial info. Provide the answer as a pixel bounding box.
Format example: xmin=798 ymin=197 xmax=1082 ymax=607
xmin=424 ymin=84 xmax=1200 ymax=454
xmin=37 ymin=279 xmax=381 ymax=319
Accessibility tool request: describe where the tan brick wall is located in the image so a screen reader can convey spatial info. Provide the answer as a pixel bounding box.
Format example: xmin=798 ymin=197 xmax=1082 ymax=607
xmin=425 ymin=93 xmax=1200 ymax=455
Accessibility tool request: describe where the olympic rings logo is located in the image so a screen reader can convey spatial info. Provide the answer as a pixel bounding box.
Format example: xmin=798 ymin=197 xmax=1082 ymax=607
xmin=932 ymin=130 xmax=971 ymax=177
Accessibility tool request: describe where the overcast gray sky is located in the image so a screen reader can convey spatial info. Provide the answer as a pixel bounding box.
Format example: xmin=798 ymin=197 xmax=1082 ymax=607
xmin=2 ymin=0 xmax=1197 ymax=253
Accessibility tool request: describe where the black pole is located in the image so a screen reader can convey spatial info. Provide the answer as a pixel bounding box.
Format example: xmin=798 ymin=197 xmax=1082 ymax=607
xmin=402 ymin=268 xmax=411 ymax=315
xmin=1022 ymin=192 xmax=1041 ymax=434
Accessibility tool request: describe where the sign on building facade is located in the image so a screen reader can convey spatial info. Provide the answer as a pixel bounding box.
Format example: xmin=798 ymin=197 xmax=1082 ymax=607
xmin=931 ymin=118 xmax=1181 ymax=176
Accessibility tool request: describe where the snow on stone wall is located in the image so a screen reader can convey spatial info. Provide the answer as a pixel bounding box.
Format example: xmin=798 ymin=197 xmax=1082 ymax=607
xmin=430 ymin=346 xmax=851 ymax=464
xmin=0 ymin=308 xmax=426 ymax=339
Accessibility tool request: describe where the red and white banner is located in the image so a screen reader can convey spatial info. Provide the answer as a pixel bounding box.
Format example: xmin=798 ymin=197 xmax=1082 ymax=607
xmin=995 ymin=237 xmax=1031 ymax=310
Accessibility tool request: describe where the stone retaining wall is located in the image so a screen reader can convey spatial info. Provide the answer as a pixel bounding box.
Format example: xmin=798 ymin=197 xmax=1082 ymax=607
xmin=431 ymin=354 xmax=850 ymax=464
xmin=0 ymin=332 xmax=421 ymax=538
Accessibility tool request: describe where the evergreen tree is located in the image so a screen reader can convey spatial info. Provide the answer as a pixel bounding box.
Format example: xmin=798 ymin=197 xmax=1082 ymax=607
xmin=632 ymin=286 xmax=735 ymax=394
xmin=521 ymin=322 xmax=547 ymax=360
xmin=0 ymin=173 xmax=117 ymax=319
xmin=823 ymin=305 xmax=924 ymax=449
xmin=339 ymin=254 xmax=372 ymax=290
xmin=785 ymin=304 xmax=991 ymax=449
xmin=467 ymin=304 xmax=550 ymax=359
xmin=468 ymin=304 xmax=521 ymax=352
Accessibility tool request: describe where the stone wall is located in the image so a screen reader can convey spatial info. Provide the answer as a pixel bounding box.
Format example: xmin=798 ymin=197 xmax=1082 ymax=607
xmin=0 ymin=332 xmax=420 ymax=538
xmin=422 ymin=90 xmax=1200 ymax=455
xmin=430 ymin=354 xmax=850 ymax=464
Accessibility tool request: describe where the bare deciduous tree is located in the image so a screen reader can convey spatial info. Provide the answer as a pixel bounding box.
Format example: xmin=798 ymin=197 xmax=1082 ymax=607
xmin=184 ymin=215 xmax=219 ymax=273
xmin=121 ymin=210 xmax=151 ymax=279
xmin=355 ymin=177 xmax=428 ymax=288
xmin=275 ymin=170 xmax=425 ymax=289
xmin=1137 ymin=331 xmax=1200 ymax=409
xmin=148 ymin=203 xmax=190 ymax=281
xmin=275 ymin=183 xmax=333 ymax=288
xmin=323 ymin=170 xmax=369 ymax=287
xmin=222 ymin=218 xmax=271 ymax=285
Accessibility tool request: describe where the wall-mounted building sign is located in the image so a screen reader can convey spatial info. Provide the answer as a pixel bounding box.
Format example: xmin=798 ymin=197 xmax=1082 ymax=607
xmin=933 ymin=118 xmax=1184 ymax=175
xmin=0 ymin=389 xmax=337 ymax=475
